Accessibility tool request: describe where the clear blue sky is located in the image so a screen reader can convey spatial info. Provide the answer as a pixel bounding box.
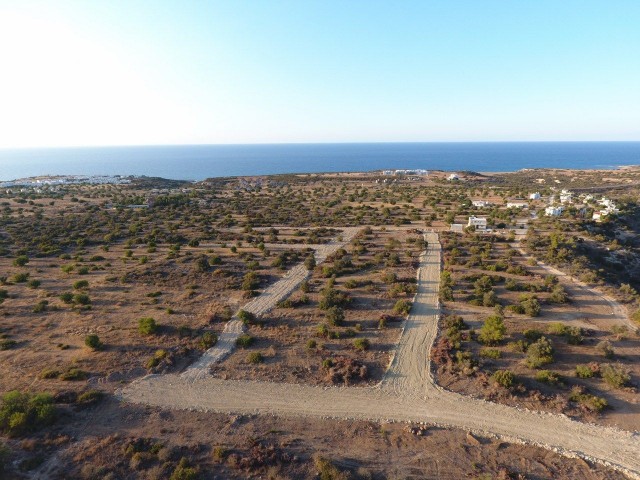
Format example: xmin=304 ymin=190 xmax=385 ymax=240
xmin=0 ymin=0 xmax=639 ymax=147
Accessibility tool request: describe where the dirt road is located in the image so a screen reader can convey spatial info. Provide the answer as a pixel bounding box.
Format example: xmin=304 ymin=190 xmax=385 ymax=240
xmin=120 ymin=232 xmax=640 ymax=478
xmin=181 ymin=228 xmax=361 ymax=381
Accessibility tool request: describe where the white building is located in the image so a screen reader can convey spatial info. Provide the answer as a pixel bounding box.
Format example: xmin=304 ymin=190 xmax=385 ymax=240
xmin=467 ymin=216 xmax=487 ymax=230
xmin=545 ymin=206 xmax=564 ymax=216
xmin=472 ymin=200 xmax=491 ymax=208
xmin=529 ymin=192 xmax=541 ymax=200
xmin=448 ymin=173 xmax=459 ymax=181
xmin=506 ymin=202 xmax=528 ymax=209
xmin=560 ymin=189 xmax=573 ymax=204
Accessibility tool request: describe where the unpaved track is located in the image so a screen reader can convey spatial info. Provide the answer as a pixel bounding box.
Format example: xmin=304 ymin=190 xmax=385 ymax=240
xmin=120 ymin=232 xmax=640 ymax=478
xmin=514 ymin=243 xmax=633 ymax=331
xmin=181 ymin=228 xmax=361 ymax=381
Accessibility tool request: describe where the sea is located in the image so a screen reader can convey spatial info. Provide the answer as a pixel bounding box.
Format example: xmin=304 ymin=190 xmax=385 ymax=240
xmin=0 ymin=142 xmax=639 ymax=182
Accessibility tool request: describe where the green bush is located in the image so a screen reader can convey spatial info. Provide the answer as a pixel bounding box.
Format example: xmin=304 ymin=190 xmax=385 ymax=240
xmin=479 ymin=348 xmax=501 ymax=359
xmin=59 ymin=368 xmax=87 ymax=381
xmin=478 ymin=315 xmax=506 ymax=345
xmin=10 ymin=272 xmax=29 ymax=283
xmin=170 ymin=457 xmax=198 ymax=480
xmin=569 ymin=387 xmax=607 ymax=412
xmin=246 ymin=352 xmax=264 ymax=364
xmin=547 ymin=322 xmax=568 ymax=335
xmin=59 ymin=292 xmax=74 ymax=303
xmin=575 ymin=364 xmax=596 ymax=378
xmin=235 ymin=334 xmax=254 ymax=348
xmin=73 ymin=280 xmax=89 ymax=290
xmin=535 ymin=370 xmax=561 ymax=385
xmin=393 ymin=299 xmax=412 ymax=316
xmin=306 ymin=339 xmax=317 ymax=349
xmin=491 ymin=370 xmax=515 ymax=388
xmin=40 ymin=368 xmax=60 ymax=379
xmin=199 ymin=331 xmax=217 ymax=349
xmin=84 ymin=334 xmax=102 ymax=351
xmin=237 ymin=309 xmax=256 ymax=324
xmin=13 ymin=255 xmax=29 ymax=267
xmin=353 ymin=338 xmax=370 ymax=351
xmin=601 ymin=363 xmax=630 ymax=388
xmin=73 ymin=293 xmax=91 ymax=305
xmin=523 ymin=329 xmax=543 ymax=341
xmin=138 ymin=317 xmax=158 ymax=335
xmin=325 ymin=306 xmax=345 ymax=326
xmin=0 ymin=391 xmax=56 ymax=436
xmin=77 ymin=390 xmax=104 ymax=405
xmin=0 ymin=340 xmax=17 ymax=351
xmin=27 ymin=279 xmax=41 ymax=289
xmin=526 ymin=336 xmax=554 ymax=368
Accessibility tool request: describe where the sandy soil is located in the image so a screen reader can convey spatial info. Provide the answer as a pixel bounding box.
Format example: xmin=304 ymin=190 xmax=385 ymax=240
xmin=120 ymin=232 xmax=640 ymax=478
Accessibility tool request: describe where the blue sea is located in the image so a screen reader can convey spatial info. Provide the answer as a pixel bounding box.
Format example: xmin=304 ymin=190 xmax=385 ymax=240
xmin=0 ymin=142 xmax=639 ymax=181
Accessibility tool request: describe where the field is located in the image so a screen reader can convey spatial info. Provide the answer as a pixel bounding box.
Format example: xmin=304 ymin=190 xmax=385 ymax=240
xmin=1 ymin=168 xmax=639 ymax=478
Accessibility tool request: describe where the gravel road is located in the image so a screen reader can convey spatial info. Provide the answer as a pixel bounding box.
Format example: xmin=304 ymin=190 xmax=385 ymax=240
xmin=120 ymin=231 xmax=640 ymax=478
xmin=181 ymin=228 xmax=361 ymax=381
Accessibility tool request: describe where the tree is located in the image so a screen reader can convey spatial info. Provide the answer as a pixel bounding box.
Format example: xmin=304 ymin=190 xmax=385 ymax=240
xmin=478 ymin=315 xmax=506 ymax=345
xmin=304 ymin=255 xmax=316 ymax=271
xmin=325 ymin=306 xmax=345 ymax=326
xmin=526 ymin=336 xmax=554 ymax=368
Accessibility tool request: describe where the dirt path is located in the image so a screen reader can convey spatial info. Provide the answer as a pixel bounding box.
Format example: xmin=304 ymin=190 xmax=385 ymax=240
xmin=180 ymin=228 xmax=361 ymax=381
xmin=120 ymin=232 xmax=640 ymax=478
xmin=514 ymin=243 xmax=633 ymax=331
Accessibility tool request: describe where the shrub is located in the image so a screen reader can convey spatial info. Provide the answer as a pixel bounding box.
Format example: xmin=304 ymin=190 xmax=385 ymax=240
xmin=10 ymin=272 xmax=29 ymax=283
xmin=520 ymin=296 xmax=541 ymax=317
xmin=199 ymin=331 xmax=217 ymax=349
xmin=0 ymin=339 xmax=16 ymax=351
xmin=246 ymin=352 xmax=264 ymax=364
xmin=59 ymin=292 xmax=74 ymax=303
xmin=77 ymin=266 xmax=89 ymax=275
xmin=170 ymin=457 xmax=198 ymax=480
xmin=235 ymin=334 xmax=254 ymax=348
xmin=479 ymin=348 xmax=502 ymax=359
xmin=138 ymin=317 xmax=158 ymax=335
xmin=33 ymin=300 xmax=48 ymax=313
xmin=575 ymin=364 xmax=595 ymax=378
xmin=535 ymin=370 xmax=561 ymax=385
xmin=13 ymin=255 xmax=29 ymax=267
xmin=59 ymin=368 xmax=87 ymax=381
xmin=73 ymin=280 xmax=89 ymax=290
xmin=523 ymin=329 xmax=543 ymax=342
xmin=27 ymin=279 xmax=41 ymax=289
xmin=569 ymin=387 xmax=607 ymax=412
xmin=478 ymin=315 xmax=506 ymax=345
xmin=601 ymin=363 xmax=631 ymax=388
xmin=393 ymin=300 xmax=412 ymax=316
xmin=304 ymin=255 xmax=316 ymax=271
xmin=146 ymin=350 xmax=168 ymax=369
xmin=325 ymin=306 xmax=345 ymax=326
xmin=344 ymin=279 xmax=358 ymax=289
xmin=237 ymin=309 xmax=256 ymax=324
xmin=40 ymin=368 xmax=60 ymax=379
xmin=491 ymin=370 xmax=515 ymax=388
xmin=597 ymin=340 xmax=615 ymax=359
xmin=0 ymin=391 xmax=56 ymax=436
xmin=77 ymin=390 xmax=104 ymax=405
xmin=547 ymin=322 xmax=568 ymax=335
xmin=84 ymin=334 xmax=102 ymax=351
xmin=353 ymin=338 xmax=370 ymax=351
xmin=73 ymin=294 xmax=91 ymax=305
xmin=306 ymin=339 xmax=317 ymax=349
xmin=526 ymin=336 xmax=554 ymax=368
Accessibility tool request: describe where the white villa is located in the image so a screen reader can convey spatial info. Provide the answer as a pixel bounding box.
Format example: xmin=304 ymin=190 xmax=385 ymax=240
xmin=467 ymin=216 xmax=488 ymax=230
xmin=448 ymin=173 xmax=459 ymax=181
xmin=472 ymin=200 xmax=491 ymax=208
xmin=529 ymin=192 xmax=541 ymax=200
xmin=506 ymin=202 xmax=528 ymax=209
xmin=560 ymin=189 xmax=573 ymax=204
xmin=545 ymin=206 xmax=564 ymax=216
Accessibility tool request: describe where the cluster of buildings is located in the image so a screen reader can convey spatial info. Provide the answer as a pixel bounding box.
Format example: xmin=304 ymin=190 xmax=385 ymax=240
xmin=592 ymin=196 xmax=619 ymax=222
xmin=382 ymin=169 xmax=428 ymax=176
xmin=0 ymin=175 xmax=131 ymax=192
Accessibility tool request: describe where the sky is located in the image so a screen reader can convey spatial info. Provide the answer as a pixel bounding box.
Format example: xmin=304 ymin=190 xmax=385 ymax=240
xmin=0 ymin=0 xmax=639 ymax=148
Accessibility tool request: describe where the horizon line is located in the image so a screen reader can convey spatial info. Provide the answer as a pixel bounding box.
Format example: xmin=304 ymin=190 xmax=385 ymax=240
xmin=2 ymin=139 xmax=640 ymax=151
